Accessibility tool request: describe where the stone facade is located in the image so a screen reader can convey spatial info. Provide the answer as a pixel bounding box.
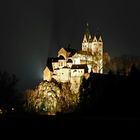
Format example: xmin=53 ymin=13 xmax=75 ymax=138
xmin=43 ymin=24 xmax=103 ymax=85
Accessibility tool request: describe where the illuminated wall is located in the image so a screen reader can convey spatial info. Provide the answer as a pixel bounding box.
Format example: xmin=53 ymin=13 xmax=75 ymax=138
xmin=43 ymin=67 xmax=52 ymax=81
xmin=43 ymin=24 xmax=104 ymax=82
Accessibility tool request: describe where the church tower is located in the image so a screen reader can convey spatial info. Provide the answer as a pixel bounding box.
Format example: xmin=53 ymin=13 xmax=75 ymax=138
xmin=82 ymin=23 xmax=103 ymax=73
xmin=82 ymin=23 xmax=91 ymax=52
xmin=98 ymin=36 xmax=103 ymax=73
xmin=91 ymin=36 xmax=98 ymax=54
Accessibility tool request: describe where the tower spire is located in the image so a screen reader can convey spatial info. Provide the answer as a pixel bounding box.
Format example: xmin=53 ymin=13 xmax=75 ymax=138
xmin=86 ymin=22 xmax=89 ymax=28
xmin=84 ymin=22 xmax=90 ymax=41
xmin=98 ymin=36 xmax=103 ymax=42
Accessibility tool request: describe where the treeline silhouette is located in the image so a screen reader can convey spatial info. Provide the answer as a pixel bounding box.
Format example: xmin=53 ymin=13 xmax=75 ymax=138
xmin=0 ymin=71 xmax=22 ymax=112
xmin=0 ymin=64 xmax=140 ymax=118
xmin=78 ymin=64 xmax=140 ymax=117
xmin=0 ymin=66 xmax=140 ymax=131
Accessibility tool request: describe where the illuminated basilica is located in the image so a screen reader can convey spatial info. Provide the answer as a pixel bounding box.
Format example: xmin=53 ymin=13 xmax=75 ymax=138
xmin=43 ymin=24 xmax=103 ymax=90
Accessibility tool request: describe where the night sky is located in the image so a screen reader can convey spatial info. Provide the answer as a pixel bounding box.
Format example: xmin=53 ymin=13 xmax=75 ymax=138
xmin=1 ymin=0 xmax=140 ymax=90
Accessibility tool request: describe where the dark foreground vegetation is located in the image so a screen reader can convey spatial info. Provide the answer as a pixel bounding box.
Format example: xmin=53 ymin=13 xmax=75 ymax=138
xmin=0 ymin=65 xmax=140 ymax=131
xmin=79 ymin=65 xmax=140 ymax=117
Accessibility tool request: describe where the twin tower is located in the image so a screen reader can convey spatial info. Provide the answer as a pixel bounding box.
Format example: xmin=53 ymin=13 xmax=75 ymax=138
xmin=82 ymin=23 xmax=103 ymax=73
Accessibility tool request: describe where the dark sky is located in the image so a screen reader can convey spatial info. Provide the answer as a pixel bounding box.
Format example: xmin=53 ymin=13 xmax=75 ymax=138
xmin=1 ymin=0 xmax=140 ymax=90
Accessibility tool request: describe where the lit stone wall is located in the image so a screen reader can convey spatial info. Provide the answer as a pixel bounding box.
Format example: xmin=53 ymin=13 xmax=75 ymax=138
xmin=43 ymin=67 xmax=52 ymax=81
xmin=67 ymin=62 xmax=72 ymax=68
xmin=58 ymin=60 xmax=66 ymax=68
xmin=52 ymin=62 xmax=59 ymax=70
xmin=71 ymin=69 xmax=85 ymax=77
xmin=58 ymin=48 xmax=68 ymax=59
xmin=59 ymin=68 xmax=70 ymax=82
xmin=72 ymin=57 xmax=80 ymax=64
xmin=70 ymin=76 xmax=81 ymax=93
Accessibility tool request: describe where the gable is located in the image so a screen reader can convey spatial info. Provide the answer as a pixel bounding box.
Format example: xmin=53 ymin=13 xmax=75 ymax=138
xmin=44 ymin=66 xmax=52 ymax=74
xmin=58 ymin=48 xmax=68 ymax=59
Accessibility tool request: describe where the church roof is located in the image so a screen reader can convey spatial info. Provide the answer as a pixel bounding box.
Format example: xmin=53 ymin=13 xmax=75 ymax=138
xmin=83 ymin=23 xmax=103 ymax=42
xmin=94 ymin=28 xmax=102 ymax=41
xmin=93 ymin=36 xmax=97 ymax=42
xmin=88 ymin=34 xmax=92 ymax=43
xmin=64 ymin=47 xmax=77 ymax=56
xmin=98 ymin=36 xmax=103 ymax=42
xmin=84 ymin=23 xmax=91 ymax=41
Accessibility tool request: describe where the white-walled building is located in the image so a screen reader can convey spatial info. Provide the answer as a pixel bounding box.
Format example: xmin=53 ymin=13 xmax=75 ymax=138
xmin=43 ymin=24 xmax=103 ymax=83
